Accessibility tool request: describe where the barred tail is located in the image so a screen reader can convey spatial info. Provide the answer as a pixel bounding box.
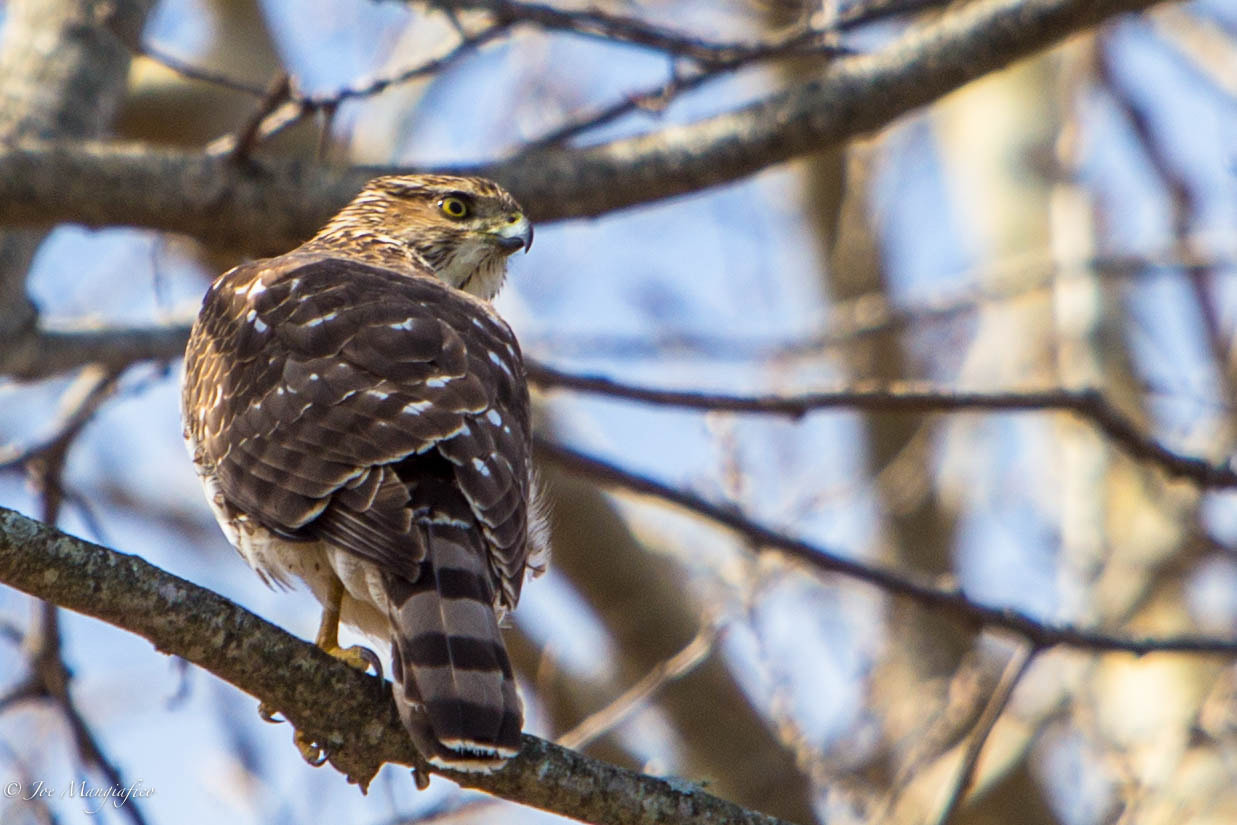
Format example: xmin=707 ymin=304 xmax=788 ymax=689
xmin=384 ymin=523 xmax=522 ymax=771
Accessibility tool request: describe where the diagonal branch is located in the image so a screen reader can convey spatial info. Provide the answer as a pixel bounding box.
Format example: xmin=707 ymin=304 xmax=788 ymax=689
xmin=0 ymin=505 xmax=797 ymax=825
xmin=0 ymin=0 xmax=1171 ymax=255
xmin=535 ymin=438 xmax=1237 ymax=656
xmin=935 ymin=643 xmax=1039 ymax=825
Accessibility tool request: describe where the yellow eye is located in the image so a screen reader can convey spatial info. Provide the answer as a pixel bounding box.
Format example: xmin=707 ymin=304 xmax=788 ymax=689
xmin=439 ymin=196 xmax=469 ymax=219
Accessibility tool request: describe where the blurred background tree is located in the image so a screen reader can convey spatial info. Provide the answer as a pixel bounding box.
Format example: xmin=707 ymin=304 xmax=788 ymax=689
xmin=1 ymin=0 xmax=1236 ymax=824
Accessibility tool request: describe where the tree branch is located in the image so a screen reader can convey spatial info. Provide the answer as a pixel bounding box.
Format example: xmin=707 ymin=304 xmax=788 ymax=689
xmin=0 ymin=0 xmax=1169 ymax=255
xmin=535 ymin=438 xmax=1237 ymax=656
xmin=0 ymin=505 xmax=799 ymax=825
xmin=4 ymin=328 xmax=1232 ymax=492
xmin=526 ymin=364 xmax=1237 ymax=489
xmin=428 ymin=0 xmax=844 ymax=65
xmin=0 ymin=324 xmax=191 ymax=382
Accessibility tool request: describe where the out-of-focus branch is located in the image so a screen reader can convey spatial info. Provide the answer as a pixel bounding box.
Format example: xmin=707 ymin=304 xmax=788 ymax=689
xmin=427 ymin=0 xmax=840 ymax=64
xmin=0 ymin=367 xmax=124 ymax=471
xmin=0 ymin=244 xmax=1228 ymax=379
xmin=935 ymin=644 xmax=1039 ymax=825
xmin=0 ymin=0 xmax=1170 ymax=254
xmin=557 ymin=619 xmax=721 ymax=751
xmin=0 ymin=324 xmax=191 ymax=382
xmin=0 ymin=506 xmax=801 ymax=825
xmin=2 ymin=325 xmax=1231 ymax=491
xmin=0 ymin=245 xmax=1227 ymax=381
xmin=149 ymin=21 xmax=515 ymax=157
xmin=535 ymin=438 xmax=1237 ymax=656
xmin=523 ymin=246 xmax=1237 ymax=362
xmin=527 ymin=365 xmax=1237 ymax=488
xmin=0 ymin=366 xmax=149 ymax=825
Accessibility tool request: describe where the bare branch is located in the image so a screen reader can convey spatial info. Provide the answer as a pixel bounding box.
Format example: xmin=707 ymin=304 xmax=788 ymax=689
xmin=557 ymin=619 xmax=720 ymax=751
xmin=226 ymin=74 xmax=292 ymax=164
xmin=535 ymin=438 xmax=1237 ymax=656
xmin=0 ymin=0 xmax=1171 ymax=254
xmin=935 ymin=644 xmax=1039 ymax=825
xmin=2 ymin=367 xmax=149 ymax=825
xmin=0 ymin=367 xmax=124 ymax=474
xmin=3 ymin=325 xmax=1232 ymax=493
xmin=0 ymin=244 xmax=1227 ymax=382
xmin=527 ymin=364 xmax=1237 ymax=489
xmin=200 ymin=21 xmax=514 ymax=157
xmin=138 ymin=42 xmax=268 ymax=96
xmin=428 ymin=0 xmax=838 ymax=64
xmin=522 ymin=246 xmax=1237 ymax=362
xmin=0 ymin=506 xmax=800 ymax=825
xmin=0 ymin=324 xmax=190 ymax=382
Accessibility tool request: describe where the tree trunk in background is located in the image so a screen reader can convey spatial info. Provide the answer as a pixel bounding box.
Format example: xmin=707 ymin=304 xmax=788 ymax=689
xmin=761 ymin=1 xmax=977 ymax=815
xmin=0 ymin=0 xmax=155 ymax=358
xmin=900 ymin=52 xmax=1064 ymax=825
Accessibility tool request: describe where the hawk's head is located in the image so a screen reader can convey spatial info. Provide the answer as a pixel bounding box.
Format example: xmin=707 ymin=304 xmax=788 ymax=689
xmin=313 ymin=174 xmax=533 ymax=301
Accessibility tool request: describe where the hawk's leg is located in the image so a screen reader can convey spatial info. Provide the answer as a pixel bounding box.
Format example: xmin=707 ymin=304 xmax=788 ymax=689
xmin=313 ymin=575 xmax=384 ymax=679
xmin=260 ymin=575 xmax=383 ymax=766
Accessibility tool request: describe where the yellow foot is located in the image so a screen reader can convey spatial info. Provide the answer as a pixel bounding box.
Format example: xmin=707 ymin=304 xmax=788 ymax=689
xmin=255 ymin=643 xmax=382 ymax=768
xmin=326 ymin=643 xmax=383 ymax=679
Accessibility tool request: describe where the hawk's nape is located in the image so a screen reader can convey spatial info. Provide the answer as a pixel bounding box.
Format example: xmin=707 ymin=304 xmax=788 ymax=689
xmin=182 ymin=174 xmax=546 ymax=772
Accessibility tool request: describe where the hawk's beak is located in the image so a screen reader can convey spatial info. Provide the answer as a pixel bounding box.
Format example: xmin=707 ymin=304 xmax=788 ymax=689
xmin=492 ymin=213 xmax=533 ymax=254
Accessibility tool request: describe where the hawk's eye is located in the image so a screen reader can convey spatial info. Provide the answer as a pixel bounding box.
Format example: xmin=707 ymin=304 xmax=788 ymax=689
xmin=439 ymin=196 xmax=470 ymax=220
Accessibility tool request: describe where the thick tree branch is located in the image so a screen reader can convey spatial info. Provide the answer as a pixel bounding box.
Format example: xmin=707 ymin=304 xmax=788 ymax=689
xmin=0 ymin=325 xmax=190 ymax=382
xmin=0 ymin=506 xmax=798 ymax=825
xmin=0 ymin=0 xmax=1169 ymax=255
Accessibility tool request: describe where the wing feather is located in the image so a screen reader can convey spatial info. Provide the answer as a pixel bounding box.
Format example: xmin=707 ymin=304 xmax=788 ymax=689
xmin=183 ymin=253 xmax=535 ymax=602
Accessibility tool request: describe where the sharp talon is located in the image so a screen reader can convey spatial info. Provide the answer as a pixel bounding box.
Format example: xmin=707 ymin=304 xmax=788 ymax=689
xmin=327 ymin=643 xmax=383 ymax=679
xmin=350 ymin=644 xmax=383 ymax=680
xmin=258 ymin=702 xmax=285 ymax=724
xmin=411 ymin=767 xmax=431 ymax=791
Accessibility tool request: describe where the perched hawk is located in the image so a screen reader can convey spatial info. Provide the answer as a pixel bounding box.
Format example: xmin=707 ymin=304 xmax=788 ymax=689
xmin=182 ymin=174 xmax=547 ymax=772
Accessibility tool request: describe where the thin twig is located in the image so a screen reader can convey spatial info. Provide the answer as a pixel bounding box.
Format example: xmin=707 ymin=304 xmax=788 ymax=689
xmin=1 ymin=367 xmax=151 ymax=825
xmin=202 ymin=22 xmax=511 ymax=157
xmin=535 ymin=438 xmax=1237 ymax=656
xmin=522 ymin=245 xmax=1237 ymax=362
xmin=300 ymin=23 xmax=511 ymax=107
xmin=526 ymin=364 xmax=1237 ymax=489
xmin=517 ymin=27 xmax=852 ymax=150
xmin=139 ymin=43 xmax=267 ymax=96
xmin=0 ymin=368 xmax=125 ymax=473
xmin=228 ymin=73 xmax=292 ymax=165
xmin=935 ymin=644 xmax=1040 ymax=825
xmin=557 ymin=620 xmax=720 ymax=751
xmin=432 ymin=0 xmax=837 ymax=64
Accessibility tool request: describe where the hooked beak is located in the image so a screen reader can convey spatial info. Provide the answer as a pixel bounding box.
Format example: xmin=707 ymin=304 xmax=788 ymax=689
xmin=492 ymin=213 xmax=533 ymax=254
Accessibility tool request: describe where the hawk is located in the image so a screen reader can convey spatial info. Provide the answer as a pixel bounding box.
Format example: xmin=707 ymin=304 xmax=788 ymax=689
xmin=182 ymin=174 xmax=547 ymax=773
